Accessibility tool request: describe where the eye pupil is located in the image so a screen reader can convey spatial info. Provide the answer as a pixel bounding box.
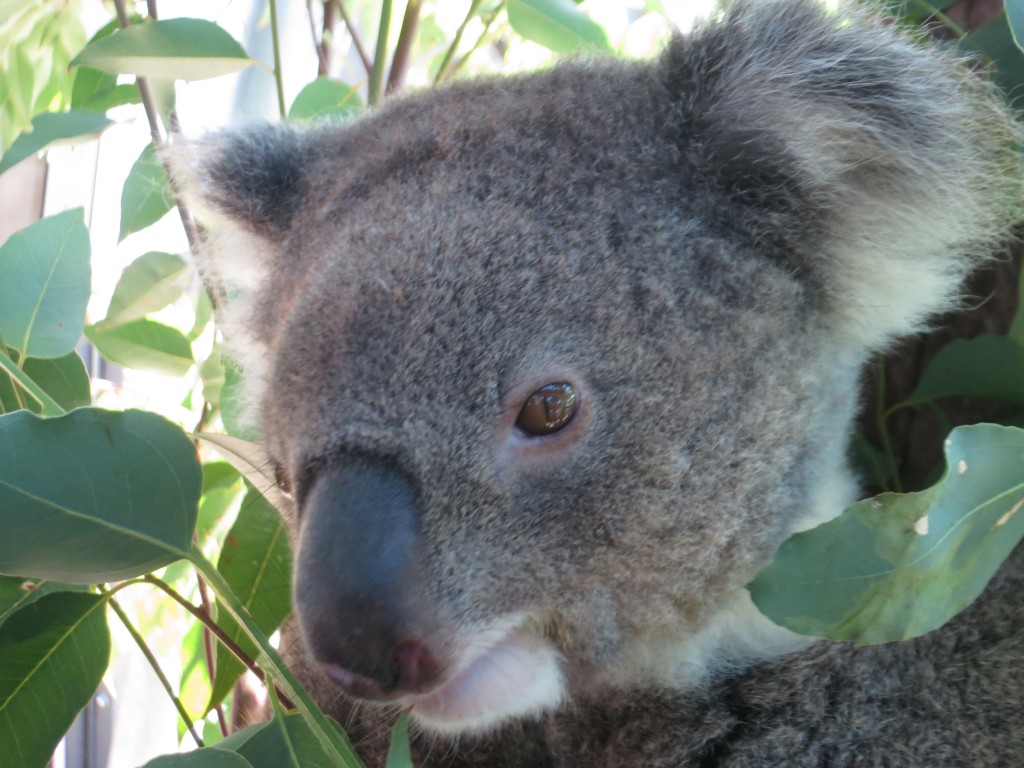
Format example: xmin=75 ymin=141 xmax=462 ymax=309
xmin=516 ymin=383 xmax=578 ymax=436
xmin=274 ymin=464 xmax=293 ymax=496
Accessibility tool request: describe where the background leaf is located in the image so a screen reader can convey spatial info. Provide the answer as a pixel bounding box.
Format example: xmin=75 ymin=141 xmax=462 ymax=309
xmin=0 ymin=408 xmax=202 ymax=583
xmin=224 ymin=712 xmax=350 ymax=768
xmin=208 ymin=487 xmax=291 ymax=711
xmin=120 ymin=144 xmax=175 ymax=241
xmin=0 ymin=592 xmax=110 ymax=768
xmin=0 ymin=110 xmax=113 ymax=175
xmin=288 ymin=78 xmax=363 ymax=121
xmin=749 ymin=424 xmax=1024 ymax=644
xmin=142 ymin=749 xmax=255 ymax=768
xmin=385 ymin=713 xmax=413 ymax=768
xmin=507 ymin=0 xmax=611 ymax=53
xmin=0 ymin=575 xmax=85 ymax=628
xmin=86 ymin=318 xmax=195 ymax=377
xmin=0 ymin=352 xmax=90 ymax=415
xmin=0 ymin=209 xmax=91 ymax=359
xmin=904 ymin=335 xmax=1024 ymax=407
xmin=71 ymin=18 xmax=254 ymax=81
xmin=103 ymin=251 xmax=189 ymax=326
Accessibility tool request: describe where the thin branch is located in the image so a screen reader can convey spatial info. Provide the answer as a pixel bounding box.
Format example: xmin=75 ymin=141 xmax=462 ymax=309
xmin=445 ymin=6 xmax=500 ymax=82
xmin=105 ymin=594 xmax=205 ymax=748
xmin=196 ymin=574 xmax=230 ymax=737
xmin=368 ymin=0 xmax=394 ymax=106
xmin=333 ymin=0 xmax=373 ymax=76
xmin=268 ymin=0 xmax=288 ymax=118
xmin=307 ymin=0 xmax=330 ymax=76
xmin=434 ymin=0 xmax=483 ymax=84
xmin=111 ymin=0 xmax=201 ymax=253
xmin=143 ymin=574 xmax=296 ymax=710
xmin=386 ymin=0 xmax=423 ymax=94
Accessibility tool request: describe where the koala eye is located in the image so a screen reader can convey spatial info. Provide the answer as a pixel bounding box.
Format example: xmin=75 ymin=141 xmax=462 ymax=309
xmin=273 ymin=462 xmax=293 ymax=498
xmin=515 ymin=383 xmax=578 ymax=436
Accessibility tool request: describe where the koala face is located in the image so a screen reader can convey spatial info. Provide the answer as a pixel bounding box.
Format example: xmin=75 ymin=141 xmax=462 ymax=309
xmin=178 ymin=0 xmax=1020 ymax=738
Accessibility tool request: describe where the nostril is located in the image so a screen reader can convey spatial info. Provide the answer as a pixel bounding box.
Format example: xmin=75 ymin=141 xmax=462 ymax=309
xmin=391 ymin=639 xmax=440 ymax=693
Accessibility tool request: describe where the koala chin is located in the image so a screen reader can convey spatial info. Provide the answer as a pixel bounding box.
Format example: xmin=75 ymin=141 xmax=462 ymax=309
xmin=173 ymin=0 xmax=1024 ymax=764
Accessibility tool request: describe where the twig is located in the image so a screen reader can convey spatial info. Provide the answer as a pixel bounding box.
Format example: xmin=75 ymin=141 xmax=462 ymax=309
xmin=368 ymin=0 xmax=393 ymax=106
xmin=445 ymin=5 xmax=500 ymax=81
xmin=268 ymin=0 xmax=288 ymax=118
xmin=143 ymin=574 xmax=296 ymax=710
xmin=333 ymin=0 xmax=373 ymax=76
xmin=105 ymin=593 xmax=205 ymax=748
xmin=196 ymin=574 xmax=230 ymax=737
xmin=434 ymin=0 xmax=483 ymax=84
xmin=386 ymin=0 xmax=423 ymax=94
xmin=307 ymin=0 xmax=330 ymax=76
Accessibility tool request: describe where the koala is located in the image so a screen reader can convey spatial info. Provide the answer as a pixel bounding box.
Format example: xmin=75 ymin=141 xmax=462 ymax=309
xmin=175 ymin=1 xmax=1024 ymax=765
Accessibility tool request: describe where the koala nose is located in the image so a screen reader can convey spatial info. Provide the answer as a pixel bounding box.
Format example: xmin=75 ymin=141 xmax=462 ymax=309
xmin=293 ymin=452 xmax=442 ymax=697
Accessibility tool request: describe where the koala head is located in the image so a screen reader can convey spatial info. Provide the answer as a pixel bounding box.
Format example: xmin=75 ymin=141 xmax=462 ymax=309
xmin=175 ymin=0 xmax=1020 ymax=737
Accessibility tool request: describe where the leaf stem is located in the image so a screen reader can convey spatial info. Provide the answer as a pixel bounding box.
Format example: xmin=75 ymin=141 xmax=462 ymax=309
xmin=188 ymin=550 xmax=364 ymax=767
xmin=386 ymin=0 xmax=423 ymax=94
xmin=368 ymin=0 xmax=393 ymax=106
xmin=104 ymin=592 xmax=205 ymax=747
xmin=333 ymin=0 xmax=373 ymax=76
xmin=268 ymin=0 xmax=288 ymax=118
xmin=0 ymin=349 xmax=65 ymax=416
xmin=875 ymin=353 xmax=902 ymax=493
xmin=434 ymin=0 xmax=483 ymax=84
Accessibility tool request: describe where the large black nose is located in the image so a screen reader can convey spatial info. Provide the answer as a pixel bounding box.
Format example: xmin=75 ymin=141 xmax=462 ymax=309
xmin=293 ymin=452 xmax=441 ymax=698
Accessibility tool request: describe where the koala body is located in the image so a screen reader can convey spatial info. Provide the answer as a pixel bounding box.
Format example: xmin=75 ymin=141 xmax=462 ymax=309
xmin=178 ymin=1 xmax=1024 ymax=765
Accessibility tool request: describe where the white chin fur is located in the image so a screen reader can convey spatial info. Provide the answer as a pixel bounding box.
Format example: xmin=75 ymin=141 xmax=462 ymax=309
xmin=405 ymin=616 xmax=564 ymax=735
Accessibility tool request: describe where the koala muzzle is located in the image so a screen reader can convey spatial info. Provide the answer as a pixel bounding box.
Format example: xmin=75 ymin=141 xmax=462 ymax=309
xmin=293 ymin=452 xmax=441 ymax=700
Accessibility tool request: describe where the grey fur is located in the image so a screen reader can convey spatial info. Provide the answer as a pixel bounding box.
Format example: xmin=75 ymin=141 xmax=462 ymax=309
xmin=173 ymin=1 xmax=1024 ymax=765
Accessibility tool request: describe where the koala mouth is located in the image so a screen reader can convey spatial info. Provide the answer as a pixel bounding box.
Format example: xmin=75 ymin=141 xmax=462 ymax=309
xmin=403 ymin=619 xmax=565 ymax=735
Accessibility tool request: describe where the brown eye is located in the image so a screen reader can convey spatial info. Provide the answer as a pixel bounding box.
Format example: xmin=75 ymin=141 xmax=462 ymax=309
xmin=273 ymin=463 xmax=293 ymax=497
xmin=516 ymin=383 xmax=578 ymax=436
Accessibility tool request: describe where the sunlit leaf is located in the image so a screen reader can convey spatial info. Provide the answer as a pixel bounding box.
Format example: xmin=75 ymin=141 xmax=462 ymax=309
xmin=749 ymin=424 xmax=1024 ymax=644
xmin=103 ymin=251 xmax=189 ymax=326
xmin=288 ymin=78 xmax=362 ymax=121
xmin=0 ymin=408 xmax=201 ymax=583
xmin=0 ymin=111 xmax=113 ymax=175
xmin=71 ymin=18 xmax=255 ymax=81
xmin=507 ymin=0 xmax=611 ymax=53
xmin=120 ymin=144 xmax=176 ymax=241
xmin=0 ymin=208 xmax=90 ymax=359
xmin=0 ymin=592 xmax=110 ymax=768
xmin=86 ymin=318 xmax=194 ymax=377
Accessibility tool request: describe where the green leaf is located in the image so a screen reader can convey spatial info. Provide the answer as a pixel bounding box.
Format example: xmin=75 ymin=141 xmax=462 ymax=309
xmin=104 ymin=251 xmax=189 ymax=326
xmin=0 ymin=592 xmax=111 ymax=768
xmin=202 ymin=461 xmax=242 ymax=495
xmin=960 ymin=13 xmax=1024 ymax=108
xmin=196 ymin=433 xmax=290 ymax=514
xmin=385 ymin=712 xmax=413 ymax=768
xmin=0 ymin=208 xmax=91 ymax=359
xmin=0 ymin=111 xmax=113 ymax=175
xmin=749 ymin=424 xmax=1024 ymax=645
xmin=142 ymin=748 xmax=255 ymax=767
xmin=71 ymin=18 xmax=143 ymax=112
xmin=0 ymin=408 xmax=202 ymax=583
xmin=1007 ymin=0 xmax=1024 ymax=50
xmin=86 ymin=318 xmax=195 ymax=377
xmin=71 ymin=18 xmax=255 ymax=81
xmin=507 ymin=0 xmax=611 ymax=53
xmin=904 ymin=335 xmax=1024 ymax=408
xmin=0 ymin=352 xmax=89 ymax=415
xmin=120 ymin=144 xmax=176 ymax=242
xmin=227 ymin=712 xmax=353 ymax=768
xmin=208 ymin=487 xmax=292 ymax=711
xmin=0 ymin=576 xmax=85 ymax=628
xmin=0 ymin=350 xmax=65 ymax=416
xmin=288 ymin=78 xmax=363 ymax=121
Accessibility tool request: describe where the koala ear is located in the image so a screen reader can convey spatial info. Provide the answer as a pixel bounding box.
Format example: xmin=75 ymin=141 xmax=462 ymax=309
xmin=672 ymin=0 xmax=1022 ymax=349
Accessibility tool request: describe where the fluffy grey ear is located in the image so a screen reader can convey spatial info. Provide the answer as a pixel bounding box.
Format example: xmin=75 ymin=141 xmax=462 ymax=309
xmin=672 ymin=0 xmax=1022 ymax=349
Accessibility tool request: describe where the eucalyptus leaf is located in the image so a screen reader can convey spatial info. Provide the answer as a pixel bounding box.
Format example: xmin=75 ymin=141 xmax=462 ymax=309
xmin=104 ymin=251 xmax=189 ymax=326
xmin=0 ymin=592 xmax=110 ymax=768
xmin=507 ymin=0 xmax=611 ymax=53
xmin=749 ymin=424 xmax=1024 ymax=645
xmin=142 ymin=748 xmax=255 ymax=767
xmin=288 ymin=78 xmax=363 ymax=121
xmin=85 ymin=318 xmax=195 ymax=377
xmin=208 ymin=487 xmax=292 ymax=711
xmin=386 ymin=712 xmax=413 ymax=768
xmin=0 ymin=111 xmax=113 ymax=175
xmin=904 ymin=335 xmax=1024 ymax=408
xmin=0 ymin=351 xmax=90 ymax=415
xmin=0 ymin=208 xmax=91 ymax=359
xmin=0 ymin=575 xmax=85 ymax=628
xmin=0 ymin=408 xmax=201 ymax=583
xmin=71 ymin=18 xmax=255 ymax=81
xmin=120 ymin=144 xmax=176 ymax=241
xmin=228 ymin=712 xmax=354 ymax=768
xmin=195 ymin=433 xmax=290 ymax=513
